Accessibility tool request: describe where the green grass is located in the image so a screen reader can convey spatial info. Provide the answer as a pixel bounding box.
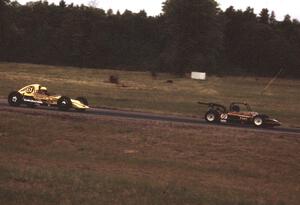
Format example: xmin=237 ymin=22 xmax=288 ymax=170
xmin=1 ymin=165 xmax=271 ymax=205
xmin=1 ymin=62 xmax=299 ymax=204
xmin=0 ymin=62 xmax=299 ymax=127
xmin=0 ymin=111 xmax=299 ymax=204
xmin=0 ymin=166 xmax=206 ymax=205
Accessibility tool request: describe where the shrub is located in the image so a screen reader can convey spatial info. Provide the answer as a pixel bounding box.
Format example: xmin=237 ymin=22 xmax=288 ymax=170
xmin=109 ymin=75 xmax=119 ymax=84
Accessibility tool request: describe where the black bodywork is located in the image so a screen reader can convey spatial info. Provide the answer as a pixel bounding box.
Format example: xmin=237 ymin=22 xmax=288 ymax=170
xmin=198 ymin=102 xmax=281 ymax=127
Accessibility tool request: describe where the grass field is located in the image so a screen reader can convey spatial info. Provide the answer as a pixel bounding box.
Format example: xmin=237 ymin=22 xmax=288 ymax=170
xmin=0 ymin=110 xmax=299 ymax=205
xmin=0 ymin=62 xmax=299 ymax=127
xmin=1 ymin=63 xmax=300 ymax=204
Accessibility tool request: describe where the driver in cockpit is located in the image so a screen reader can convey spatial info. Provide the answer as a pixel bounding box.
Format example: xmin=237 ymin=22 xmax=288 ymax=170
xmin=37 ymin=86 xmax=49 ymax=96
xmin=231 ymin=105 xmax=240 ymax=112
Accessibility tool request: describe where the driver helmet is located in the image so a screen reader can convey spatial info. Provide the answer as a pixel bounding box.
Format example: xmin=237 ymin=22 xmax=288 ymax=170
xmin=232 ymin=105 xmax=240 ymax=112
xmin=40 ymin=86 xmax=47 ymax=91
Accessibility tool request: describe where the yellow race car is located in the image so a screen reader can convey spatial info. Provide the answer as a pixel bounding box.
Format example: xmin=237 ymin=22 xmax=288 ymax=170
xmin=8 ymin=84 xmax=89 ymax=111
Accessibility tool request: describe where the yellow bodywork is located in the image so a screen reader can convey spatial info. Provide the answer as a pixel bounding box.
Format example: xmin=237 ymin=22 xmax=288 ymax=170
xmin=18 ymin=84 xmax=89 ymax=109
xmin=71 ymin=99 xmax=89 ymax=109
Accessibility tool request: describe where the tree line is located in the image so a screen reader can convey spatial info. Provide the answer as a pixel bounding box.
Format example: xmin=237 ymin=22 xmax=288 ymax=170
xmin=0 ymin=0 xmax=299 ymax=77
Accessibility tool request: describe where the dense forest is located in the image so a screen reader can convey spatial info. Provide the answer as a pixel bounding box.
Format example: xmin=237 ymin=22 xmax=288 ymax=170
xmin=0 ymin=0 xmax=300 ymax=77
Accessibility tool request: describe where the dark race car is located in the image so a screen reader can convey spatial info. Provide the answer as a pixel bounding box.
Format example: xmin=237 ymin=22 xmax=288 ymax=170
xmin=198 ymin=102 xmax=281 ymax=127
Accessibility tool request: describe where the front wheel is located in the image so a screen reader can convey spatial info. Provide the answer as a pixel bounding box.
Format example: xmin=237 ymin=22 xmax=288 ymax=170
xmin=8 ymin=91 xmax=23 ymax=106
xmin=57 ymin=96 xmax=72 ymax=111
xmin=204 ymin=111 xmax=219 ymax=123
xmin=253 ymin=116 xmax=264 ymax=127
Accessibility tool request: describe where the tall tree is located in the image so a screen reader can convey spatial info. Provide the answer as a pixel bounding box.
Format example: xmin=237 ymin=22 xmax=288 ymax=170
xmin=0 ymin=0 xmax=9 ymax=43
xmin=161 ymin=0 xmax=223 ymax=74
xmin=270 ymin=11 xmax=276 ymax=25
xmin=259 ymin=8 xmax=269 ymax=24
xmin=59 ymin=0 xmax=66 ymax=8
xmin=283 ymin=14 xmax=292 ymax=24
xmin=0 ymin=0 xmax=12 ymax=60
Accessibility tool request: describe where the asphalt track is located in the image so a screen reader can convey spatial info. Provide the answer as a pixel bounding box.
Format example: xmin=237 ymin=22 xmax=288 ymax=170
xmin=0 ymin=99 xmax=299 ymax=135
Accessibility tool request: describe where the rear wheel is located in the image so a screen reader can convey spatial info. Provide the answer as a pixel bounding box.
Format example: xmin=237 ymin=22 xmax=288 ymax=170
xmin=253 ymin=116 xmax=264 ymax=127
xmin=8 ymin=91 xmax=23 ymax=106
xmin=57 ymin=96 xmax=72 ymax=111
xmin=205 ymin=111 xmax=220 ymax=123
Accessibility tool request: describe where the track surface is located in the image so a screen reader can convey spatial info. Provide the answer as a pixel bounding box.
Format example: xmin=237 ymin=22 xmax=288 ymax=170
xmin=1 ymin=99 xmax=299 ymax=135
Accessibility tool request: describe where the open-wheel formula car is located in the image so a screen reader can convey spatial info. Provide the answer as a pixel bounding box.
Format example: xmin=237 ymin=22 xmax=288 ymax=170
xmin=198 ymin=102 xmax=281 ymax=127
xmin=8 ymin=84 xmax=89 ymax=111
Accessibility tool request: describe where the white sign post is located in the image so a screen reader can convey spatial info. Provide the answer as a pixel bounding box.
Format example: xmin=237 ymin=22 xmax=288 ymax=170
xmin=191 ymin=72 xmax=206 ymax=80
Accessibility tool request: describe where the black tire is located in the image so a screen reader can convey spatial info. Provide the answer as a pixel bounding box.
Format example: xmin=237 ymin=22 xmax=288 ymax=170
xmin=253 ymin=116 xmax=264 ymax=127
xmin=57 ymin=96 xmax=72 ymax=111
xmin=8 ymin=91 xmax=23 ymax=106
xmin=204 ymin=111 xmax=220 ymax=123
xmin=76 ymin=97 xmax=88 ymax=106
